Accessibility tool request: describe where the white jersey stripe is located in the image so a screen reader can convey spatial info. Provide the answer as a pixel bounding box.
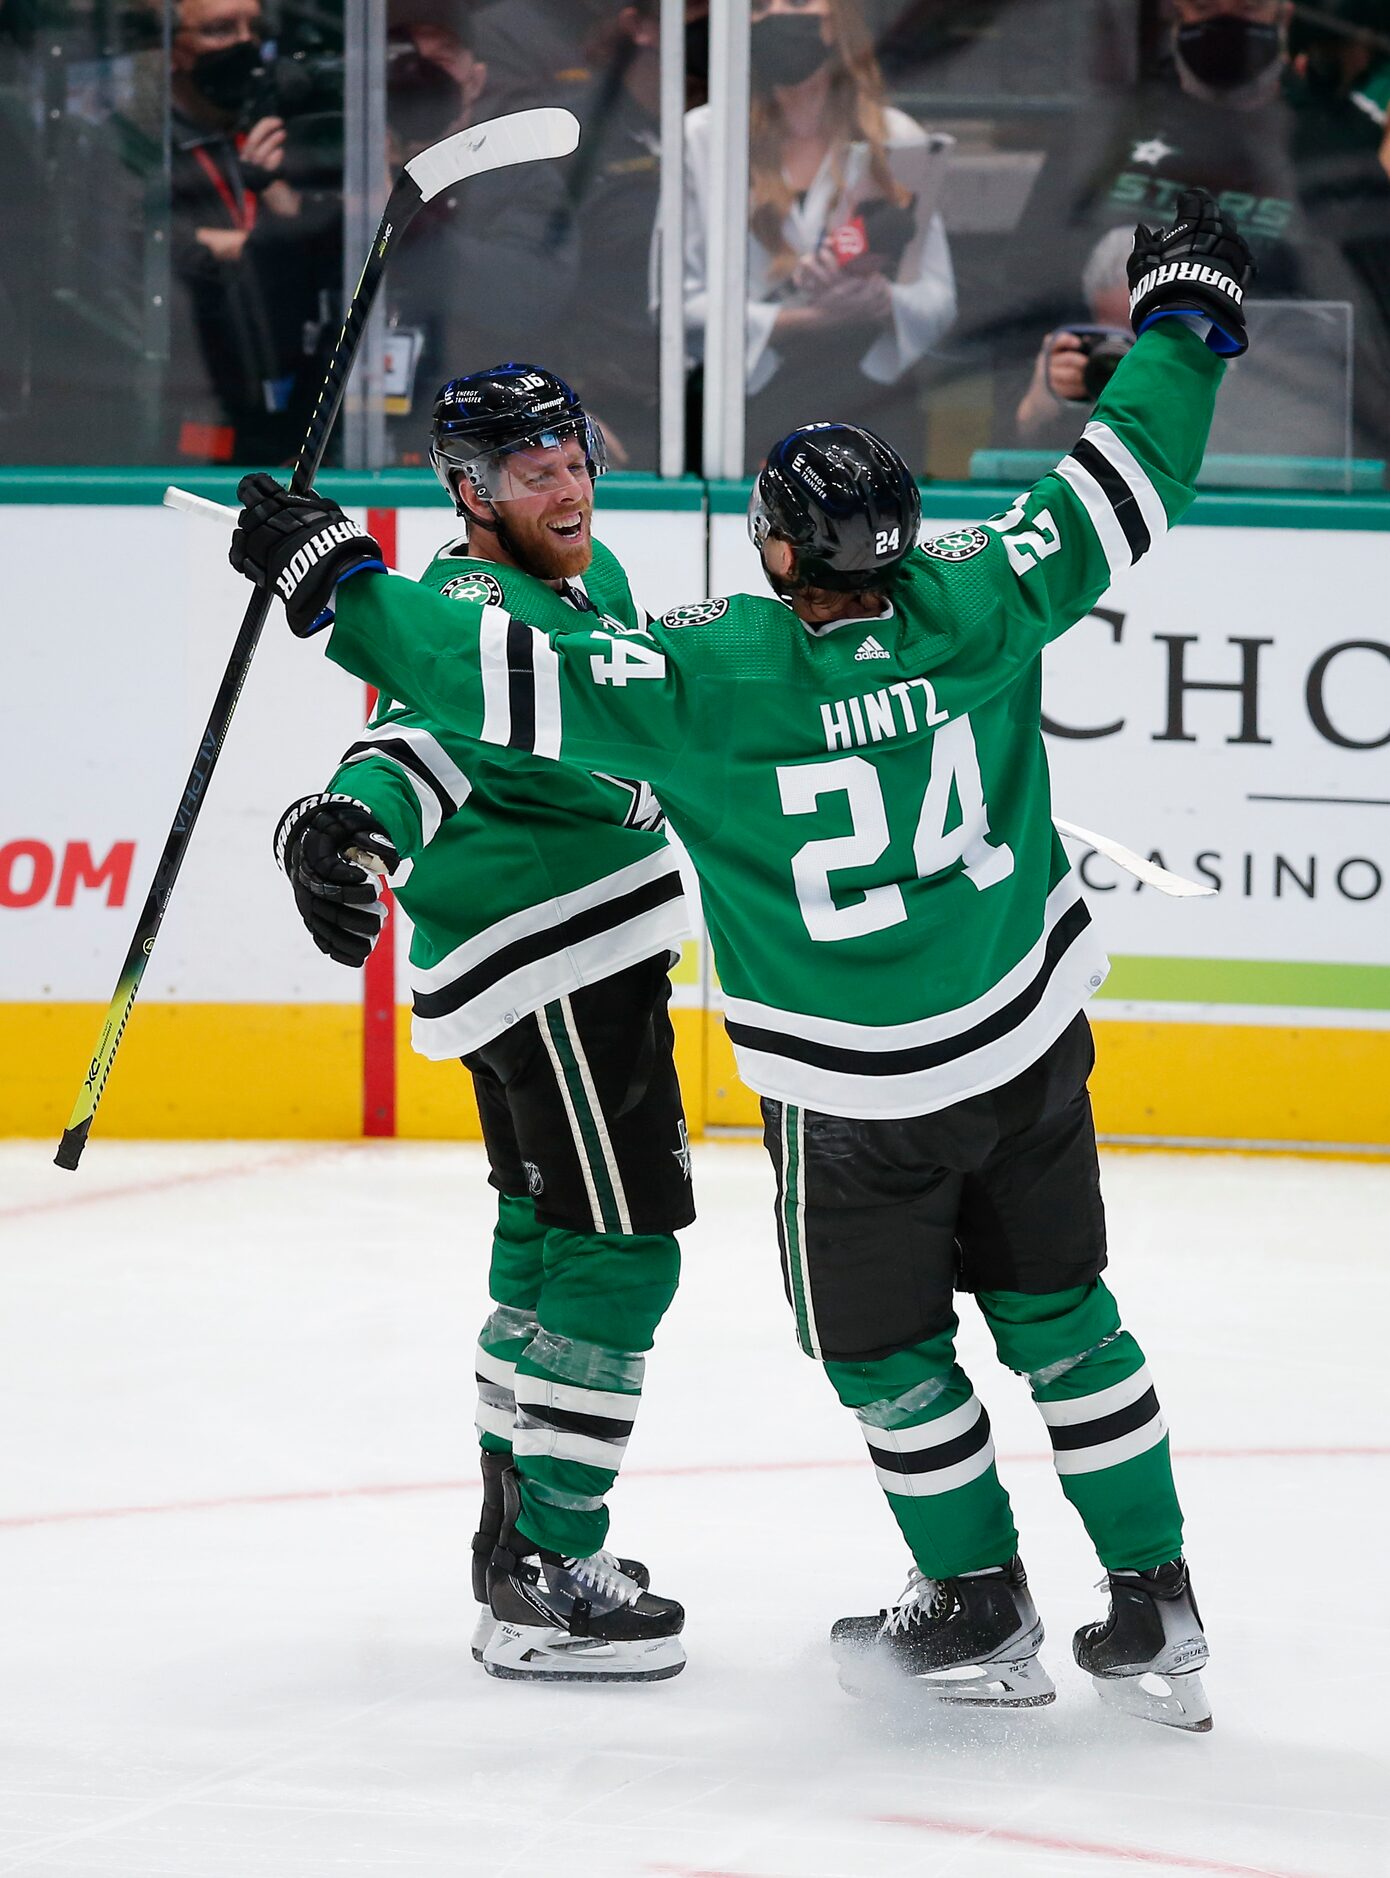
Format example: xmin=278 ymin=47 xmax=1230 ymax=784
xmin=474 ymin=1346 xmax=519 ymax=1390
xmin=1082 ymin=420 xmax=1170 ymax=551
xmin=530 ymin=631 xmax=564 ymax=760
xmin=1054 ymin=455 xmax=1131 ymax=582
xmin=474 ymin=1402 xmax=515 ymax=1440
xmin=478 ymin=605 xmax=514 ymax=747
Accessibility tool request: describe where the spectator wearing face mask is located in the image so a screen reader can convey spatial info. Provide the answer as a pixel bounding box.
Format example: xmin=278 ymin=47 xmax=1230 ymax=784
xmin=682 ymin=0 xmax=956 ymax=470
xmin=164 ymin=0 xmax=343 ymax=463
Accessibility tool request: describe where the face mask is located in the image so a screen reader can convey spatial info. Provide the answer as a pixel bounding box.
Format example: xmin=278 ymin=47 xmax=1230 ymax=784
xmin=1175 ymin=17 xmax=1282 ymax=92
xmin=189 ymin=37 xmax=262 ymax=113
xmin=750 ymin=12 xmax=833 ymax=93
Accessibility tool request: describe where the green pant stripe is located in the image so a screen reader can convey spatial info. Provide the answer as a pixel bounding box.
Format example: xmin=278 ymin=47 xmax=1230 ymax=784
xmin=781 ymin=1105 xmax=821 ymax=1357
xmin=540 ymin=1001 xmax=624 ymax=1234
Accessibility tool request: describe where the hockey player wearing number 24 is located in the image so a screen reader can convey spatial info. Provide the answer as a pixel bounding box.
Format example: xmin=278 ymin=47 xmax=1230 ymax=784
xmin=272 ymin=365 xmax=694 ymax=1685
xmin=233 ymin=191 xmax=1252 ymax=1730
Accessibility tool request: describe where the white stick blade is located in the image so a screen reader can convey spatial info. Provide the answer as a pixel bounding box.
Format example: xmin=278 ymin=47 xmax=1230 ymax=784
xmin=164 ymin=486 xmax=238 ymax=525
xmin=405 ymin=108 xmax=580 ymax=203
xmin=1055 ymin=817 xmax=1216 ymax=898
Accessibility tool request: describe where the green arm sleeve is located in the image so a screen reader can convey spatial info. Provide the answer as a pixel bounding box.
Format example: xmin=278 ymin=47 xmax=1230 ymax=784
xmin=325 ymin=578 xmax=692 ymax=784
xmin=323 ymin=753 xmax=426 ymax=863
xmin=937 ymin=318 xmax=1225 ymax=672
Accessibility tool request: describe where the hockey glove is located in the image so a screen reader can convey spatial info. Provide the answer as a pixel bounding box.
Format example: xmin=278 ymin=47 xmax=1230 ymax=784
xmin=1127 ymin=188 xmax=1255 ymax=357
xmin=231 ymin=473 xmax=386 ymax=636
xmin=274 ymin=793 xmax=400 ymax=969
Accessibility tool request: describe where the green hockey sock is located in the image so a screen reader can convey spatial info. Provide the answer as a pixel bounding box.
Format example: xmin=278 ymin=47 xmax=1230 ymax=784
xmin=511 ymin=1226 xmax=680 ymax=1558
xmin=473 ymin=1192 xmax=546 ymax=1458
xmin=823 ymin=1319 xmax=1019 ymax=1580
xmin=978 ymin=1282 xmax=1185 ymax=1572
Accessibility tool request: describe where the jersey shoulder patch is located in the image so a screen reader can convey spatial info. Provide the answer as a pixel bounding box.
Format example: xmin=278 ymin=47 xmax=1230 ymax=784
xmin=661 ymin=597 xmax=729 ymax=629
xmin=438 ymin=570 xmax=506 ymax=606
xmin=920 ymin=527 xmax=991 ymax=564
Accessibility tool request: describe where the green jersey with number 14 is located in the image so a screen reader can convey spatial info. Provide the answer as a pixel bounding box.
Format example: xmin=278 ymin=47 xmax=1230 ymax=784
xmin=323 ymin=320 xmax=1223 ymax=1118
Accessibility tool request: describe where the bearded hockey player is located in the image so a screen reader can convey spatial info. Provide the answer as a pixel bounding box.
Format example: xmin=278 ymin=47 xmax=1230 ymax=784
xmin=273 ymin=365 xmax=692 ymax=1683
xmin=233 ymin=191 xmax=1251 ymax=1729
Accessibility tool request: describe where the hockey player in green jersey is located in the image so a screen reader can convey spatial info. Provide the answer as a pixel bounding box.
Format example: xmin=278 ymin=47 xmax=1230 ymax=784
xmin=232 ymin=191 xmax=1251 ymax=1729
xmin=273 ymin=365 xmax=691 ymax=1683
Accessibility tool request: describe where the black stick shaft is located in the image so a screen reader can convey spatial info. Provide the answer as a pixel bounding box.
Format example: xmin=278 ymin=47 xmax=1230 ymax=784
xmin=55 ymin=178 xmax=421 ymax=1170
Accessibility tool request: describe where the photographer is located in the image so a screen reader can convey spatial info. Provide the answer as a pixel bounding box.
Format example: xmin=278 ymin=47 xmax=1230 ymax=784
xmin=1014 ymin=226 xmax=1134 ymax=444
xmin=167 ymin=0 xmax=341 ymax=462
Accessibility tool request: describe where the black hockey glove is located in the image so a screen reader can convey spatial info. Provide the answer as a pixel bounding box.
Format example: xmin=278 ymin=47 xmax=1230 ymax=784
xmin=1127 ymin=188 xmax=1255 ymax=358
xmin=231 ymin=473 xmax=386 ymax=636
xmin=274 ymin=793 xmax=401 ymax=968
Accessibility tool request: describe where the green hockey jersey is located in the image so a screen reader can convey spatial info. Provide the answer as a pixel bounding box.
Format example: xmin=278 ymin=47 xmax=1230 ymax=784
xmin=324 ymin=535 xmax=687 ymax=1059
xmin=322 ymin=321 xmax=1223 ymax=1116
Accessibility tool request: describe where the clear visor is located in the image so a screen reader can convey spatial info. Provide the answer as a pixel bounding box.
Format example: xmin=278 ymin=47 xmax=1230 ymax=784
xmin=746 ymin=481 xmax=772 ymax=549
xmin=461 ymin=422 xmax=606 ymax=504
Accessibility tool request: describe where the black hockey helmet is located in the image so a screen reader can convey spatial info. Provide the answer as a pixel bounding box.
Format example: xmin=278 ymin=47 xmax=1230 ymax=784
xmin=748 ymin=422 xmax=921 ymax=592
xmin=429 ymin=363 xmax=608 ymax=515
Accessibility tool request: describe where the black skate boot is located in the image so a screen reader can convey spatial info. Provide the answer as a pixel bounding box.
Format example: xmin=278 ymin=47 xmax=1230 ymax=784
xmin=469 ymin=1452 xmax=648 ymax=1662
xmin=481 ymin=1468 xmax=684 ymax=1682
xmin=1074 ymin=1557 xmax=1211 ymax=1732
xmin=831 ymin=1557 xmax=1054 ymax=1707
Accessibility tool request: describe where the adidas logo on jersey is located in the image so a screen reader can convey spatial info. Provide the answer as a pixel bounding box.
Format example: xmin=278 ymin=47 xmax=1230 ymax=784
xmin=854 ymin=635 xmax=890 ymax=661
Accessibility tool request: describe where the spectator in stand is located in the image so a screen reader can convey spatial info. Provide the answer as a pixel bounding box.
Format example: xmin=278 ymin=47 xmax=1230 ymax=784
xmin=682 ymin=0 xmax=956 ymax=469
xmin=1013 ymin=225 xmax=1133 ymax=444
xmin=381 ymin=8 xmax=576 ymax=464
xmin=166 ymin=0 xmax=340 ymax=463
xmin=469 ymin=0 xmax=618 ymax=119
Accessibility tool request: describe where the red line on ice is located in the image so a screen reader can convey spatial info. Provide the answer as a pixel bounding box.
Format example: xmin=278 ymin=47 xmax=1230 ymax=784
xmin=877 ymin=1814 xmax=1318 ymax=1878
xmin=1 ymin=1447 xmax=1386 ymax=1533
xmin=0 ymin=1144 xmax=335 ymax=1222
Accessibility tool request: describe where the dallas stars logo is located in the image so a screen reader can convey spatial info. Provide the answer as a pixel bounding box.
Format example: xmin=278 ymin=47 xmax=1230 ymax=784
xmin=671 ymin=1120 xmax=692 ymax=1180
xmin=922 ymin=527 xmax=989 ymax=563
xmin=439 ymin=571 xmax=505 ymax=607
xmin=661 ymin=598 xmax=728 ymax=629
xmin=1130 ymin=137 xmax=1176 ymax=167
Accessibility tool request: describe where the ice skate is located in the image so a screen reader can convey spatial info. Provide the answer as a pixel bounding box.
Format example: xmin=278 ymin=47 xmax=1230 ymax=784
xmin=469 ymin=1451 xmax=649 ymax=1662
xmin=480 ymin=1468 xmax=684 ymax=1682
xmin=831 ymin=1556 xmax=1055 ymax=1707
xmin=1074 ymin=1558 xmax=1211 ymax=1732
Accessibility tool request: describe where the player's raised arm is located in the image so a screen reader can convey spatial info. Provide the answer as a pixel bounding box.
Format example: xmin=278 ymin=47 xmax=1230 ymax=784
xmin=229 ymin=474 xmax=694 ymax=784
xmin=951 ymin=189 xmax=1253 ymax=663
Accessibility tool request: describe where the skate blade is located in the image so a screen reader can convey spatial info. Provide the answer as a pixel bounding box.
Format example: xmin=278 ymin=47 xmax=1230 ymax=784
xmin=835 ymin=1639 xmax=1055 ymax=1709
xmin=1091 ymin=1667 xmax=1212 ymax=1733
xmin=481 ymin=1621 xmax=686 ymax=1684
xmin=470 ymin=1607 xmax=496 ymax=1664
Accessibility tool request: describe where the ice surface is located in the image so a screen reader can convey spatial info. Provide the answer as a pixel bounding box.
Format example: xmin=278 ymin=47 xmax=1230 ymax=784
xmin=2 ymin=1139 xmax=1388 ymax=1877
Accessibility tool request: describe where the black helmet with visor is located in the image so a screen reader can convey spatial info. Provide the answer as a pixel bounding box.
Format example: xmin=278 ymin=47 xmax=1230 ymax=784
xmin=429 ymin=362 xmax=607 ymax=516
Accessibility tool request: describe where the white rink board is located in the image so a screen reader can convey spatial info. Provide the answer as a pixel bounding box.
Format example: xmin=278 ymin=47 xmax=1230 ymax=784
xmin=710 ymin=508 xmax=1390 ymax=980
xmin=1 ymin=502 xmax=704 ymax=1006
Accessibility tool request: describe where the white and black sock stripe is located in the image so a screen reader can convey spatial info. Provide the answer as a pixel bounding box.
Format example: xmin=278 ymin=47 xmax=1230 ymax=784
xmin=512 ymin=1375 xmax=638 ymax=1472
xmin=857 ymin=1394 xmax=997 ymax=1498
xmin=1036 ymin=1365 xmax=1167 ymax=1476
xmin=474 ymin=1344 xmax=518 ymax=1442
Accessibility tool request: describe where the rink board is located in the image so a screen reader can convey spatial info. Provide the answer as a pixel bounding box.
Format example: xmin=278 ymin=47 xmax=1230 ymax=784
xmin=4 ymin=473 xmax=1387 ymax=1151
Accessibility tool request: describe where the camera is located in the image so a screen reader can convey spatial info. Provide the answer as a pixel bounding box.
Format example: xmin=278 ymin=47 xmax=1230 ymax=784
xmin=1050 ymin=325 xmax=1135 ymax=403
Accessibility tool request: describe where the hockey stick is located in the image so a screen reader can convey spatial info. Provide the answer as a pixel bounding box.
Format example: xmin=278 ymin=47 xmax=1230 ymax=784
xmin=1054 ymin=817 xmax=1215 ymax=897
xmin=55 ymin=107 xmax=580 ymax=1170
